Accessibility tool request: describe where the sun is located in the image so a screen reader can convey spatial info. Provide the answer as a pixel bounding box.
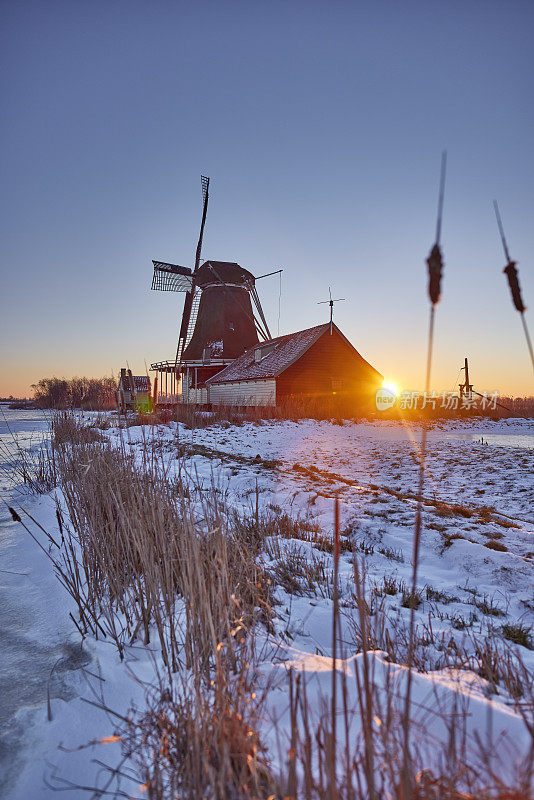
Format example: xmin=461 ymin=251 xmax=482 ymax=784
xmin=382 ymin=380 xmax=399 ymax=397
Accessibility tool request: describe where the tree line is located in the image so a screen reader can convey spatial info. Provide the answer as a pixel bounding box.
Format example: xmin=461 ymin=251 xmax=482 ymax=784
xmin=32 ymin=376 xmax=117 ymax=409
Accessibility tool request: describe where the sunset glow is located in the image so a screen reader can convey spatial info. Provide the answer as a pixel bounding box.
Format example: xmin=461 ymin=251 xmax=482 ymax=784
xmin=381 ymin=381 xmax=399 ymax=397
xmin=1 ymin=3 xmax=533 ymax=398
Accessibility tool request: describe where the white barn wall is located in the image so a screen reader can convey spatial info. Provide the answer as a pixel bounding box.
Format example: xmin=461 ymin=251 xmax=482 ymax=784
xmin=184 ymin=387 xmax=208 ymax=404
xmin=209 ymin=379 xmax=276 ymax=406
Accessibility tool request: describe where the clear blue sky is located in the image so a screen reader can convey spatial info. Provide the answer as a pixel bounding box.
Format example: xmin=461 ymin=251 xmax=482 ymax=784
xmin=1 ymin=0 xmax=533 ymax=396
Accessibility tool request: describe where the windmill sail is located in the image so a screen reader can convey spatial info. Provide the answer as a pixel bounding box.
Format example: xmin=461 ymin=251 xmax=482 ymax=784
xmin=151 ymin=261 xmax=193 ymax=292
xmin=184 ymin=288 xmax=201 ymax=348
xmin=174 ymin=176 xmax=210 ymax=365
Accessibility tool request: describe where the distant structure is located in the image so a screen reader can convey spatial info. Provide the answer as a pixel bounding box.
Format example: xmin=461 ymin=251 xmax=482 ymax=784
xmin=116 ymin=369 xmax=151 ymax=413
xmin=459 ymin=357 xmax=473 ymax=401
xmin=205 ymin=323 xmax=382 ymax=406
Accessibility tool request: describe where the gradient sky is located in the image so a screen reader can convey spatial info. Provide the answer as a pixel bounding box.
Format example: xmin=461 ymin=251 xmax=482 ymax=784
xmin=1 ymin=0 xmax=533 ymax=397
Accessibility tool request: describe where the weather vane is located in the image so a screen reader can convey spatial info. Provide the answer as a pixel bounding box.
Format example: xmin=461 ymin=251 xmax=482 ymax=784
xmin=318 ymin=287 xmax=345 ymax=333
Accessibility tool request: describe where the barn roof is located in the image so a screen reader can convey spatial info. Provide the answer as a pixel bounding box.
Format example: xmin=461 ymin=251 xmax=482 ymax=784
xmin=133 ymin=376 xmax=151 ymax=392
xmin=119 ymin=374 xmax=151 ymax=392
xmin=206 ymin=323 xmax=380 ymax=384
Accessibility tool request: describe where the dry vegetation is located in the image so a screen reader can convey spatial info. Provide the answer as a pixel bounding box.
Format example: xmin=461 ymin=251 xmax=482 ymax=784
xmin=10 ymin=412 xmax=534 ymax=799
xmin=122 ymin=394 xmax=534 ymax=431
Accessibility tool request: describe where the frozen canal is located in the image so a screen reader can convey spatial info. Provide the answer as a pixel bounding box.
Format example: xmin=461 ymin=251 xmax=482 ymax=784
xmin=0 ymin=408 xmax=90 ymax=797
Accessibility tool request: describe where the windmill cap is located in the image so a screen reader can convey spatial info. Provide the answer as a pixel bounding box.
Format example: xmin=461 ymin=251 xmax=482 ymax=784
xmin=195 ymin=261 xmax=255 ymax=287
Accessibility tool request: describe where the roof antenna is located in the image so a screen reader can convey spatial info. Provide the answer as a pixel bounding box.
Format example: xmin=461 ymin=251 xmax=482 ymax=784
xmin=318 ymin=287 xmax=345 ymax=334
xmin=493 ymin=200 xmax=534 ymax=374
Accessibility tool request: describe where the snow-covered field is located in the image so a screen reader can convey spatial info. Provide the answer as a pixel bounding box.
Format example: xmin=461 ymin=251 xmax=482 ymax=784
xmin=115 ymin=416 xmax=533 ymax=665
xmin=1 ymin=410 xmax=533 ymax=797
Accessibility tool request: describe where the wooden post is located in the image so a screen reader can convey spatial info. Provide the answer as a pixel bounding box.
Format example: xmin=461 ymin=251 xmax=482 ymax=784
xmin=128 ymin=369 xmax=136 ymax=410
xmin=464 ymin=357 xmax=470 ymax=396
xmin=459 ymin=357 xmax=473 ymax=400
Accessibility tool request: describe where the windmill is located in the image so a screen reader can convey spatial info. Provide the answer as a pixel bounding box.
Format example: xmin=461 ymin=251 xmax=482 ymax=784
xmin=150 ymin=176 xmax=277 ymax=403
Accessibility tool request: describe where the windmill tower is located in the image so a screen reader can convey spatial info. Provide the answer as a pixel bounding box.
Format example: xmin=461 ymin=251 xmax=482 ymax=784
xmin=150 ymin=177 xmax=272 ymax=404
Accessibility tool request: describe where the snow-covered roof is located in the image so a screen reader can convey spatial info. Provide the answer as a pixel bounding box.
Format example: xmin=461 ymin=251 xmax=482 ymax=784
xmin=133 ymin=376 xmax=151 ymax=392
xmin=206 ymin=324 xmax=329 ymax=384
xmin=119 ymin=374 xmax=151 ymax=393
xmin=206 ymin=323 xmax=381 ymax=385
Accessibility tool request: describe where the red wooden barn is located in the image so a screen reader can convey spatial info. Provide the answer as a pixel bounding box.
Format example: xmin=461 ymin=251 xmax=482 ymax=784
xmin=205 ymin=323 xmax=382 ymax=406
